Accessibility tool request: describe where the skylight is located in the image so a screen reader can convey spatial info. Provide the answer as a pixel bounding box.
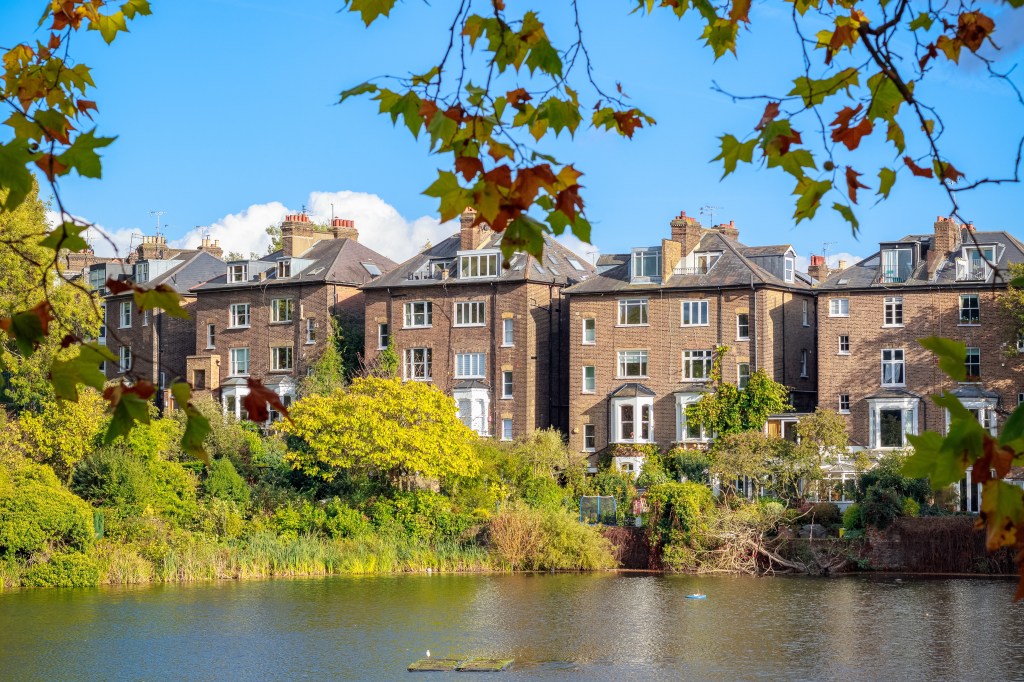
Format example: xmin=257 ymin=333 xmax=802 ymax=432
xmin=361 ymin=262 xmax=382 ymax=276
xmin=533 ymin=263 xmax=546 ymax=275
xmin=568 ymin=258 xmax=585 ymax=271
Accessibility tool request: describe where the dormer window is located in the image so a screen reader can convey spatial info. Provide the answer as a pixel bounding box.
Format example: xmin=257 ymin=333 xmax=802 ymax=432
xmin=957 ymin=246 xmax=996 ymax=282
xmin=695 ymin=252 xmax=720 ymax=274
xmin=459 ymin=252 xmax=500 ymax=279
xmin=135 ymin=262 xmax=149 ymax=284
xmin=631 ymin=247 xmax=662 ymax=282
xmin=880 ymin=247 xmax=913 ymax=283
xmin=784 ymin=255 xmax=795 ymax=282
xmin=277 ymin=260 xmax=291 ymax=278
xmin=228 ymin=263 xmax=248 ymax=283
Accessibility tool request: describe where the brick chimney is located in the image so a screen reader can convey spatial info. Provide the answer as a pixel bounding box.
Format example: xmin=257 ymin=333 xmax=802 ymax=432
xmin=281 ymin=213 xmax=321 ymax=257
xmin=927 ymin=215 xmax=961 ymax=279
xmin=331 ymin=217 xmax=358 ymax=242
xmin=807 ymin=254 xmax=830 ymax=282
xmin=837 ymin=259 xmax=848 ymax=271
xmin=669 ymin=210 xmax=704 ymax=255
xmin=713 ymin=220 xmax=739 ymax=241
xmin=460 ymin=207 xmax=489 ymax=250
xmin=197 ymin=234 xmax=223 ymax=259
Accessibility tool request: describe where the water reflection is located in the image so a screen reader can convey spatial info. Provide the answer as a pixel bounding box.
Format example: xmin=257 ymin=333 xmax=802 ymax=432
xmin=0 ymin=573 xmax=1022 ymax=681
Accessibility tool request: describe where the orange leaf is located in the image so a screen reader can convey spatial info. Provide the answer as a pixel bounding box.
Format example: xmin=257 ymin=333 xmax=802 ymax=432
xmin=729 ymin=0 xmax=751 ymax=24
xmin=443 ymin=104 xmax=465 ymax=123
xmin=417 ymin=99 xmax=439 ymax=123
xmin=938 ymin=161 xmax=965 ymax=183
xmin=555 ymin=184 xmax=584 ymax=222
xmin=75 ymin=99 xmax=98 ymax=119
xmin=506 ymin=87 xmax=531 ymax=108
xmin=34 ymin=154 xmax=68 ymax=181
xmin=612 ymin=109 xmax=646 ymax=139
xmin=243 ymin=377 xmax=290 ymax=423
xmin=957 ymin=11 xmax=995 ymax=52
xmin=482 ymin=164 xmax=513 ymax=188
xmin=755 ymin=101 xmax=780 ymax=131
xmin=454 ymin=156 xmax=484 ymax=181
xmin=845 ymin=166 xmax=870 ymax=204
xmin=903 ymin=156 xmax=934 ymax=178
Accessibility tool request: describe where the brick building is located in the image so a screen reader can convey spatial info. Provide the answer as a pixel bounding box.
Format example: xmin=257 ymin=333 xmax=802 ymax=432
xmin=814 ymin=217 xmax=1024 ymax=509
xmin=361 ymin=209 xmax=596 ymax=440
xmin=562 ymin=211 xmax=817 ymax=468
xmin=187 ymin=214 xmax=395 ymax=418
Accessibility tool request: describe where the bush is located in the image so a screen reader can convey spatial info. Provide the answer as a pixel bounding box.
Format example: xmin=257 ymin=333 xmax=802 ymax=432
xmin=901 ymin=496 xmax=920 ymax=518
xmin=22 ymin=552 xmax=99 ymax=587
xmin=842 ymin=503 xmax=863 ymax=531
xmin=805 ymin=502 xmax=841 ymax=525
xmin=861 ymin=486 xmax=902 ymax=530
xmin=666 ymin=447 xmax=711 ymax=484
xmin=646 ymin=482 xmax=717 ymax=545
xmin=0 ymin=460 xmax=94 ymax=557
xmin=203 ymin=457 xmax=251 ymax=507
xmin=636 ymin=452 xmax=671 ymax=488
xmin=857 ymin=452 xmax=930 ymax=504
xmin=488 ymin=506 xmax=614 ymax=570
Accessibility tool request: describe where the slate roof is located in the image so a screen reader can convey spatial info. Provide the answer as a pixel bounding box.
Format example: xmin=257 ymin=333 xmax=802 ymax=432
xmin=564 ymin=231 xmax=810 ymax=295
xmin=817 ymin=229 xmax=1024 ymax=290
xmin=609 ymin=383 xmax=657 ymax=398
xmin=106 ymin=251 xmax=224 ymax=297
xmin=193 ymin=238 xmax=396 ymax=292
xmin=362 ymin=229 xmax=595 ymax=289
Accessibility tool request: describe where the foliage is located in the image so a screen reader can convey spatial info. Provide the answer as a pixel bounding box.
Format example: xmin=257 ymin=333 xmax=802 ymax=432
xmin=22 ymin=551 xmax=100 ymax=588
xmin=902 ymin=496 xmax=921 ymax=518
xmin=999 ymin=263 xmax=1024 ymax=356
xmin=686 ymin=366 xmax=791 ymax=437
xmin=203 ymin=458 xmax=251 ymax=508
xmin=299 ymin=318 xmax=347 ymax=397
xmin=587 ymin=468 xmax=638 ymax=525
xmin=487 ymin=505 xmax=614 ymax=571
xmin=861 ymin=485 xmax=903 ymax=530
xmin=859 ymin=451 xmax=929 ymax=505
xmin=0 ymin=457 xmax=93 ymax=557
xmin=645 ymin=481 xmax=717 ymax=547
xmin=842 ymin=503 xmax=863 ymax=531
xmin=805 ymin=502 xmax=841 ymax=526
xmin=795 ymin=409 xmax=850 ymax=464
xmin=666 ymin=447 xmax=711 ymax=484
xmin=281 ymin=377 xmax=480 ymax=484
xmin=708 ymin=431 xmax=786 ymax=497
xmin=636 ymin=451 xmax=672 ymax=488
xmin=16 ymin=390 xmax=106 ymax=481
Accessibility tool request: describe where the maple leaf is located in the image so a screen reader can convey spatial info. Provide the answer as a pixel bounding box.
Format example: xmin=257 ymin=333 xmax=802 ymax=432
xmin=506 ymin=87 xmax=531 ymax=108
xmin=729 ymin=0 xmax=751 ymax=24
xmin=936 ymin=160 xmax=964 ymax=183
xmin=243 ymin=377 xmax=291 ymax=424
xmin=957 ymin=11 xmax=995 ymax=52
xmin=830 ymin=104 xmax=873 ymax=151
xmin=103 ymin=380 xmax=157 ymax=443
xmin=754 ymin=101 xmax=780 ymax=131
xmin=903 ymin=156 xmax=934 ymax=178
xmin=34 ymin=154 xmax=68 ymax=181
xmin=555 ymin=184 xmax=584 ymax=222
xmin=845 ymin=166 xmax=870 ymax=204
xmin=454 ymin=156 xmax=484 ymax=181
xmin=0 ymin=301 xmax=53 ymax=356
xmin=972 ymin=435 xmax=1016 ymax=484
xmin=611 ymin=109 xmax=646 ymax=139
xmin=482 ymin=164 xmax=513 ymax=188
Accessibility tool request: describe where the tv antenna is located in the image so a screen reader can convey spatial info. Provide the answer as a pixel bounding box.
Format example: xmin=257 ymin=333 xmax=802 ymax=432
xmin=699 ymin=204 xmax=722 ymax=227
xmin=822 ymin=241 xmax=836 ymax=265
xmin=149 ymin=210 xmax=167 ymax=237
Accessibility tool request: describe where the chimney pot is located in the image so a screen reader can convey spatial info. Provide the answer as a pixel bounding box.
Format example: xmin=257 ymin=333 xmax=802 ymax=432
xmin=810 ymin=255 xmax=825 ymax=266
xmin=838 ymin=259 xmax=847 ymax=270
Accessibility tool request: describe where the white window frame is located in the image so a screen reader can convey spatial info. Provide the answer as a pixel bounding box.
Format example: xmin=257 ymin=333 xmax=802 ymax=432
xmin=454 ymin=352 xmax=486 ymax=379
xmin=676 ymin=392 xmax=711 ymax=443
xmin=868 ymin=397 xmax=919 ymax=449
xmin=403 ymin=347 xmax=432 ymax=381
xmin=229 ymin=347 xmax=250 ymax=377
xmin=501 ymin=370 xmax=513 ymax=399
xmin=784 ymin=255 xmax=795 ymax=283
xmin=277 ymin=260 xmax=291 ymax=279
xmin=454 ymin=387 xmax=490 ymax=435
xmin=617 ymin=299 xmax=649 ymax=326
xmin=738 ymin=363 xmax=750 ymax=389
xmin=617 ymin=350 xmax=648 ymax=379
xmin=582 ymin=318 xmax=596 ymax=344
xmin=502 ymin=318 xmax=514 ymax=347
xmin=306 ymin=318 xmax=316 ymax=344
xmin=582 ymin=365 xmax=596 ymax=393
xmin=631 ymin=247 xmax=662 ymax=282
xmin=227 ymin=263 xmax=248 ymax=283
xmin=682 ymin=350 xmax=713 ymax=382
xmin=883 ymin=296 xmax=904 ymax=327
xmin=880 ymin=247 xmax=913 ymax=284
xmin=271 ymin=346 xmax=293 ymax=371
xmin=377 ymin=323 xmax=389 ymax=350
xmin=838 ymin=335 xmax=850 ymax=355
xmin=583 ymin=424 xmax=596 ymax=452
xmin=134 ymin=262 xmax=149 ymax=284
xmin=829 ymin=298 xmax=849 ymax=317
xmin=404 ymin=301 xmax=433 ymax=328
xmin=737 ymin=313 xmax=749 ymax=340
xmin=206 ymin=323 xmax=215 ymax=349
xmin=881 ymin=348 xmax=906 ymax=387
xmin=959 ymin=246 xmax=996 ymax=282
xmin=501 ymin=418 xmax=513 ymax=441
xmin=454 ymin=300 xmax=486 ymax=327
xmin=802 ymin=299 xmax=809 ymax=326
xmin=459 ymin=252 xmax=500 ymax=279
xmin=681 ymin=300 xmax=709 ymax=327
xmin=229 ymin=303 xmax=250 ymax=329
xmin=119 ymin=300 xmax=131 ymax=328
xmin=959 ymin=294 xmax=980 ymax=326
xmin=142 ymin=309 xmax=149 ymax=327
xmin=611 ymin=395 xmax=654 ymax=444
xmin=800 ymin=349 xmax=809 ymax=378
xmin=271 ymin=298 xmax=293 ymax=323
xmin=118 ymin=345 xmax=132 ymax=373
xmin=965 ymin=347 xmax=981 ymax=381
xmin=839 ymin=394 xmax=850 ymax=414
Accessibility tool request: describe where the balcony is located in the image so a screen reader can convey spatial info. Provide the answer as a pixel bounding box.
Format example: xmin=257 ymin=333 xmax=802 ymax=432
xmin=673 ymin=266 xmax=711 ymax=276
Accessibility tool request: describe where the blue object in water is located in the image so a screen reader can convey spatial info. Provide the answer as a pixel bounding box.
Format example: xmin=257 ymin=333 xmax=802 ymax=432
xmin=686 ymin=594 xmax=707 ymax=600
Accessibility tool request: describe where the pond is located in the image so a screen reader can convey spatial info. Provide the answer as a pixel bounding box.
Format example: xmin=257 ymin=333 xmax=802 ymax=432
xmin=1 ymin=573 xmax=1022 ymax=680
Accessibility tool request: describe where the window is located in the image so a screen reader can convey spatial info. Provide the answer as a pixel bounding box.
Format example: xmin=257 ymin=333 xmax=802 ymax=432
xmin=583 ymin=424 xmax=596 ymax=451
xmin=229 ymin=348 xmax=250 ymax=376
xmin=695 ymin=252 xmax=720 ymax=274
xmin=839 ymin=394 xmax=850 ymax=413
xmin=271 ymin=346 xmax=293 ymax=371
xmin=455 ymin=352 xmax=486 ymax=378
xmin=582 ymin=366 xmax=596 ymax=393
xmin=501 ymin=418 xmax=513 ymax=441
xmin=118 ymin=346 xmax=132 ymax=373
xmin=959 ymin=294 xmax=980 ymax=325
xmin=883 ymin=297 xmax=903 ymax=326
xmin=676 ymin=393 xmax=709 ymax=443
xmin=193 ymin=369 xmax=206 ymax=390
xmin=459 ymin=252 xmax=500 ymax=278
xmin=802 ymin=300 xmax=809 ymax=326
xmin=880 ymin=247 xmax=913 ymax=283
xmin=959 ymin=246 xmax=995 ymax=281
xmin=142 ymin=309 xmax=149 ymax=326
xmin=502 ymin=370 xmax=513 ymax=398
xmin=1019 ymin=392 xmax=1024 ymax=407
xmin=839 ymin=335 xmax=850 ymax=354
xmin=454 ymin=387 xmax=489 ymax=435
xmin=404 ymin=301 xmax=432 ymax=328
xmin=404 ymin=348 xmax=432 ymax=380
xmin=1018 ymin=335 xmax=1024 ymax=353
xmin=306 ymin=318 xmax=316 ymax=344
xmin=800 ymin=349 xmax=809 ymax=378
xmin=119 ymin=300 xmax=131 ymax=328
xmin=734 ymin=313 xmax=750 ymax=340
xmin=965 ymin=347 xmax=981 ymax=381
xmin=738 ymin=363 xmax=750 ymax=389
xmin=616 ymin=351 xmax=648 ymax=378
xmin=135 ymin=262 xmax=149 ymax=283
xmin=879 ymin=409 xmax=905 ymax=448
xmin=98 ymin=304 xmax=107 ymax=344
xmin=683 ymin=350 xmax=713 ymax=381
xmin=582 ymin=318 xmax=596 ymax=344
xmin=784 ymin=255 xmax=795 ymax=282
xmin=227 ymin=263 xmax=248 ymax=283
xmin=631 ymin=247 xmax=662 ymax=281
xmin=229 ymin=303 xmax=250 ymax=328
xmin=617 ymin=299 xmax=648 ymax=326
xmin=681 ymin=300 xmax=709 ymax=326
xmin=881 ymin=348 xmax=905 ymax=386
xmin=454 ymin=301 xmax=486 ymax=326
xmin=277 ymin=260 xmax=291 ymax=278
xmin=616 ymin=402 xmax=652 ymax=442
xmin=271 ymin=298 xmax=293 ymax=323
xmin=377 ymin=323 xmax=389 ymax=349
xmin=206 ymin=324 xmax=215 ymax=349
xmin=829 ymin=298 xmax=849 ymax=317
xmin=502 ymin=318 xmax=514 ymax=346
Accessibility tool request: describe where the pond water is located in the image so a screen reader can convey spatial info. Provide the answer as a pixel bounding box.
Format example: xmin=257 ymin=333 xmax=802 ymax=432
xmin=1 ymin=573 xmax=1022 ymax=681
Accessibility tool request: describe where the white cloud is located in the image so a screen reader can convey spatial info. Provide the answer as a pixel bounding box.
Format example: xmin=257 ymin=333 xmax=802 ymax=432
xmin=46 ymin=210 xmax=136 ymax=258
xmin=555 ymin=232 xmax=600 ymax=265
xmin=173 ymin=201 xmax=289 ymax=258
xmin=795 ymin=251 xmax=863 ymax=274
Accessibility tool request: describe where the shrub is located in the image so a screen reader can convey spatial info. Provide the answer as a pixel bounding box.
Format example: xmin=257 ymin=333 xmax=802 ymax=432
xmin=646 ymin=482 xmax=717 ymax=545
xmin=842 ymin=503 xmax=863 ymax=531
xmin=22 ymin=552 xmax=99 ymax=587
xmin=861 ymin=486 xmax=902 ymax=530
xmin=203 ymin=457 xmax=251 ymax=507
xmin=901 ymin=496 xmax=920 ymax=518
xmin=857 ymin=452 xmax=930 ymax=504
xmin=0 ymin=460 xmax=93 ymax=557
xmin=488 ymin=506 xmax=614 ymax=570
xmin=805 ymin=502 xmax=841 ymax=526
xmin=666 ymin=448 xmax=711 ymax=484
xmin=660 ymin=530 xmax=699 ymax=571
xmin=636 ymin=452 xmax=671 ymax=488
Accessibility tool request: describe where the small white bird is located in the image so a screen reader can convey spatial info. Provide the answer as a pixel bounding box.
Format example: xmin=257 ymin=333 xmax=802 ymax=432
xmin=426 ymin=650 xmax=431 ymax=658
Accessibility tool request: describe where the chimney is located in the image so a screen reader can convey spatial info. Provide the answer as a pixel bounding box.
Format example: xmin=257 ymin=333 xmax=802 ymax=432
xmin=837 ymin=259 xmax=848 ymax=271
xmin=331 ymin=217 xmax=358 ymax=242
xmin=198 ymin=234 xmax=224 ymax=259
xmin=280 ymin=213 xmax=320 ymax=257
xmin=460 ymin=207 xmax=489 ymax=251
xmin=713 ymin=220 xmax=739 ymax=241
xmin=807 ymin=254 xmax=830 ymax=282
xmin=927 ymin=215 xmax=961 ymax=278
xmin=669 ymin=210 xmax=704 ymax=255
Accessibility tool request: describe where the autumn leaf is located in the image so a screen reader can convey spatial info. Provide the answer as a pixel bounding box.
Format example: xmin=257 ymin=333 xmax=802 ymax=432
xmin=956 ymin=11 xmax=995 ymax=52
xmin=754 ymin=101 xmax=780 ymax=131
xmin=506 ymin=87 xmax=531 ymax=108
xmin=0 ymin=301 xmax=53 ymax=356
xmin=935 ymin=160 xmax=964 ymax=183
xmin=830 ymin=104 xmax=873 ymax=151
xmin=978 ymin=480 xmax=1023 ymax=552
xmin=171 ymin=382 xmax=212 ymax=463
xmin=845 ymin=166 xmax=870 ymax=204
xmin=454 ymin=156 xmax=484 ymax=181
xmin=972 ymin=435 xmax=1016 ymax=484
xmin=103 ymin=380 xmax=156 ymax=443
xmin=877 ymin=167 xmax=896 ymax=199
xmin=243 ymin=377 xmax=291 ymax=423
xmin=903 ymin=156 xmax=934 ymax=178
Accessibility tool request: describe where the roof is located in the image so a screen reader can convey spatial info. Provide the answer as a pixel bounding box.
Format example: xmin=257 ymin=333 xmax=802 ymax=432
xmin=362 ymin=228 xmax=595 ymax=290
xmin=948 ymin=385 xmax=1001 ymax=400
xmin=609 ymin=383 xmax=656 ymax=398
xmin=818 ymin=229 xmax=1024 ymax=290
xmin=106 ymin=251 xmax=224 ymax=297
xmin=193 ymin=238 xmax=396 ymax=292
xmin=564 ymin=231 xmax=811 ymax=295
xmin=864 ymin=388 xmax=923 ymax=401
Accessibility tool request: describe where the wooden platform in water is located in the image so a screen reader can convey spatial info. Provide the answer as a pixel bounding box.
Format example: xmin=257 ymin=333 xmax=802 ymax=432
xmin=408 ymin=657 xmax=513 ymax=672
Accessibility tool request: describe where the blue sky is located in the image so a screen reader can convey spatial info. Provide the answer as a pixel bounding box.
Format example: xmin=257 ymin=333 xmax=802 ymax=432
xmin=3 ymin=0 xmax=1023 ymax=265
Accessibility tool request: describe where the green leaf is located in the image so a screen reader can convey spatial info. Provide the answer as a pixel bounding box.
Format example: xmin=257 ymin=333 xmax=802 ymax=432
xmin=39 ymin=221 xmax=89 ymax=253
xmin=919 ymin=336 xmax=966 ymax=381
xmin=104 ymin=387 xmax=153 ymax=444
xmin=909 ymin=12 xmax=933 ymax=31
xmin=865 ymin=72 xmax=910 ymax=123
xmin=0 ymin=303 xmax=51 ymax=357
xmin=713 ymin=134 xmax=757 ymax=178
xmin=423 ymin=171 xmax=470 ymax=222
xmin=346 ymin=0 xmax=397 ymax=26
xmin=877 ymin=167 xmax=896 ymax=199
xmin=832 ymin=203 xmax=859 ymax=232
xmin=0 ymin=140 xmax=35 ymax=212
xmin=121 ymin=0 xmax=153 ymax=19
xmin=791 ymin=177 xmax=831 ymax=222
xmin=134 ymin=284 xmax=190 ymax=319
xmin=788 ymin=68 xmax=859 ymax=106
xmin=904 ymin=431 xmax=970 ymax=487
xmin=92 ymin=11 xmax=129 ymax=44
xmin=56 ymin=129 xmax=116 ymax=179
xmin=1000 ymin=403 xmax=1024 ymax=445
xmin=172 ymin=382 xmax=211 ymax=463
xmin=339 ymin=82 xmax=379 ymax=103
xmin=50 ymin=343 xmax=114 ymax=401
xmin=501 ymin=216 xmax=547 ymax=263
xmin=1009 ymin=276 xmax=1024 ymax=289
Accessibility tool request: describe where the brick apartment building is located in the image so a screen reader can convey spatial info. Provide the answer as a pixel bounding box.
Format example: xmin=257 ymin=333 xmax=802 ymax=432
xmin=361 ymin=209 xmax=596 ymax=440
xmin=562 ymin=211 xmax=817 ymax=468
xmin=187 ymin=214 xmax=396 ymax=418
xmin=100 ymin=235 xmax=226 ymax=410
xmin=814 ymin=217 xmax=1024 ymax=510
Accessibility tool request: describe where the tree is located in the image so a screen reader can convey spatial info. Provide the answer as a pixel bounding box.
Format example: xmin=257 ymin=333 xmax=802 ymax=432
xmin=708 ymin=431 xmax=787 ymax=498
xmin=279 ymin=377 xmax=481 ymax=486
xmin=299 ymin=320 xmax=347 ymax=397
xmin=16 ymin=390 xmax=107 ymax=482
xmin=999 ymin=263 xmax=1024 ymax=355
xmin=686 ymin=348 xmax=791 ymax=436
